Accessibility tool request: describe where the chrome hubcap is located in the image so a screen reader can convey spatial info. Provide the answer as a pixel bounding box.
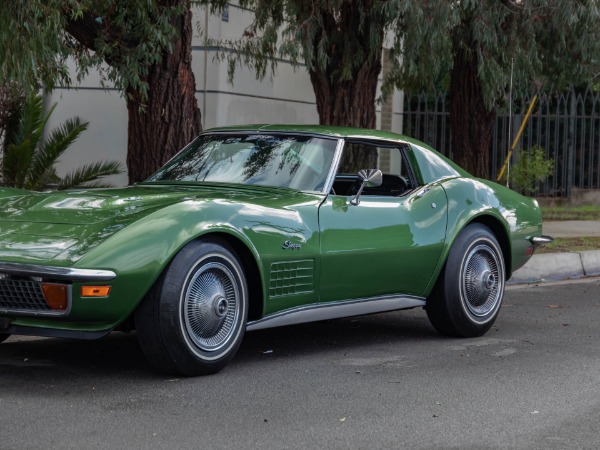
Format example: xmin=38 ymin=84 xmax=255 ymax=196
xmin=483 ymin=271 xmax=495 ymax=290
xmin=462 ymin=243 xmax=503 ymax=317
xmin=183 ymin=261 xmax=240 ymax=352
xmin=214 ymin=296 xmax=228 ymax=317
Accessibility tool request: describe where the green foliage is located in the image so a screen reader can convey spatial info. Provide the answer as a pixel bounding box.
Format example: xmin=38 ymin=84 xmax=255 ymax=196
xmin=0 ymin=85 xmax=25 ymax=145
xmin=507 ymin=146 xmax=554 ymax=196
xmin=201 ymin=1 xmax=387 ymax=82
xmin=542 ymin=205 xmax=600 ymax=221
xmin=58 ymin=161 xmax=125 ymax=190
xmin=1 ymin=94 xmax=123 ymax=191
xmin=0 ymin=1 xmax=73 ymax=92
xmin=388 ymin=1 xmax=600 ymax=107
xmin=203 ymin=1 xmax=600 ymax=109
xmin=535 ymin=237 xmax=600 ymax=254
xmin=0 ymin=1 xmax=186 ymax=98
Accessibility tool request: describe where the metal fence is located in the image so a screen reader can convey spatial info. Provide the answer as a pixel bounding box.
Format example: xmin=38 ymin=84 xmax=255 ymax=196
xmin=402 ymin=88 xmax=600 ymax=197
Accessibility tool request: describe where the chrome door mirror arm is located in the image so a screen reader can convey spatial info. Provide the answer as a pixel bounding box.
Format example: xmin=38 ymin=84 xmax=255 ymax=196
xmin=350 ymin=169 xmax=383 ymax=205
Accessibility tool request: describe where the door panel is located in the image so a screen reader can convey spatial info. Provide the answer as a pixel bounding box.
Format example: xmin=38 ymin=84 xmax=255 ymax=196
xmin=318 ymin=184 xmax=448 ymax=302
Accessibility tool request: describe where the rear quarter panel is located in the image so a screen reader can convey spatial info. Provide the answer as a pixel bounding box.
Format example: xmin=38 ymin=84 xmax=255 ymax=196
xmin=436 ymin=178 xmax=542 ymax=289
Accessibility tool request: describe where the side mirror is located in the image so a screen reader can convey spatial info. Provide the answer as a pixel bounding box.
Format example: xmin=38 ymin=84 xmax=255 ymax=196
xmin=350 ymin=169 xmax=382 ymax=205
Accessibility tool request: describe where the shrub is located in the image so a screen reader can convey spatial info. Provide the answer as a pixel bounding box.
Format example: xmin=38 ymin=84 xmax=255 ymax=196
xmin=508 ymin=146 xmax=554 ymax=196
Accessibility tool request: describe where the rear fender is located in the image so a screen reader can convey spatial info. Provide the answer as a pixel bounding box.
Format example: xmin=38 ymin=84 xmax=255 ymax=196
xmin=422 ymin=178 xmax=540 ymax=296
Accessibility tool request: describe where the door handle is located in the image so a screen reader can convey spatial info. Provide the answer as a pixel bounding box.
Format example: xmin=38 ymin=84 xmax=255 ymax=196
xmin=415 ymin=187 xmax=431 ymax=199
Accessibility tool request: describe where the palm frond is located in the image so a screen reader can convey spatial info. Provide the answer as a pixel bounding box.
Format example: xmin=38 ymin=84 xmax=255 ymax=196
xmin=2 ymin=93 xmax=120 ymax=192
xmin=29 ymin=117 xmax=88 ymax=186
xmin=27 ymin=166 xmax=59 ymax=191
xmin=3 ymin=141 xmax=35 ymax=188
xmin=12 ymin=95 xmax=39 ymax=143
xmin=2 ymin=95 xmax=48 ymax=187
xmin=58 ymin=161 xmax=124 ymax=190
xmin=68 ymin=181 xmax=115 ymax=189
xmin=14 ymin=95 xmax=50 ymax=152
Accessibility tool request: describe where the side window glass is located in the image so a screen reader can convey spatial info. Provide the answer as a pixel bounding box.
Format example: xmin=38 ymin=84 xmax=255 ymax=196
xmin=337 ymin=142 xmax=379 ymax=174
xmin=332 ymin=142 xmax=414 ymax=197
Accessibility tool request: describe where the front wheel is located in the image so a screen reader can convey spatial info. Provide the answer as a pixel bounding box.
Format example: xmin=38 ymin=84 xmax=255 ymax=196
xmin=426 ymin=223 xmax=505 ymax=337
xmin=136 ymin=238 xmax=248 ymax=376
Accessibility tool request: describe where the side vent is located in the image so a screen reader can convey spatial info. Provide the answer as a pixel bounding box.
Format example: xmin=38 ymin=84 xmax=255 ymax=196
xmin=269 ymin=260 xmax=314 ymax=298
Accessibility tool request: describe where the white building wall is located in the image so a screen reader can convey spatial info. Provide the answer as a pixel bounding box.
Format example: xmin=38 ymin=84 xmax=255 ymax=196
xmin=46 ymin=3 xmax=403 ymax=188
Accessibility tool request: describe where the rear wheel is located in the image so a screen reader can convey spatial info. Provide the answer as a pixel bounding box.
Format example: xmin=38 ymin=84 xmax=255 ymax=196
xmin=426 ymin=223 xmax=505 ymax=337
xmin=136 ymin=238 xmax=248 ymax=376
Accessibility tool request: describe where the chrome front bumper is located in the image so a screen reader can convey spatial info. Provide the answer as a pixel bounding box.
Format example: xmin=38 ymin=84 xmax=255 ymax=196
xmin=0 ymin=262 xmax=116 ymax=281
xmin=0 ymin=262 xmax=116 ymax=317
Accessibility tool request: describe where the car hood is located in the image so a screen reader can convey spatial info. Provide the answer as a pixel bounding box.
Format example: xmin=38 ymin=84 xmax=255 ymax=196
xmin=0 ymin=186 xmax=196 ymax=225
xmin=0 ymin=184 xmax=311 ymax=264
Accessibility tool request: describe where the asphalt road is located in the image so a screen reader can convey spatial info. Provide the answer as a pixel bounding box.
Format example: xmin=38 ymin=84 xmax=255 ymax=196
xmin=2 ymin=278 xmax=600 ymax=450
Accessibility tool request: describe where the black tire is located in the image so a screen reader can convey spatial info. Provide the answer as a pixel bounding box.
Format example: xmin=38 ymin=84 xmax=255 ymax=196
xmin=426 ymin=223 xmax=505 ymax=337
xmin=135 ymin=238 xmax=248 ymax=376
xmin=0 ymin=333 xmax=10 ymax=343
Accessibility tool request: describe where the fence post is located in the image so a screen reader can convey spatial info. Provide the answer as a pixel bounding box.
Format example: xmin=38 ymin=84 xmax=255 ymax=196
xmin=566 ymin=89 xmax=576 ymax=198
xmin=402 ymin=88 xmax=600 ymax=197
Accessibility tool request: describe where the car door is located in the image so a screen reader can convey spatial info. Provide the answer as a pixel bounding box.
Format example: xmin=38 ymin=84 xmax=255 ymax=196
xmin=318 ymin=141 xmax=448 ymax=302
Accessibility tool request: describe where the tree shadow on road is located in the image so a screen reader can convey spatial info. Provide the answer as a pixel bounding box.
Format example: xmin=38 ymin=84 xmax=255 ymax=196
xmin=0 ymin=308 xmax=439 ymax=383
xmin=233 ymin=308 xmax=439 ymax=368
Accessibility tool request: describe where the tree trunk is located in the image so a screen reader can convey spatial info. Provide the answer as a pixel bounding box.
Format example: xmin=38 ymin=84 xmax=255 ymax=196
xmin=309 ymin=62 xmax=381 ymax=173
xmin=309 ymin=61 xmax=381 ymax=130
xmin=449 ymin=45 xmax=496 ymax=179
xmin=126 ymin=2 xmax=201 ymax=183
xmin=306 ymin=1 xmax=384 ymax=173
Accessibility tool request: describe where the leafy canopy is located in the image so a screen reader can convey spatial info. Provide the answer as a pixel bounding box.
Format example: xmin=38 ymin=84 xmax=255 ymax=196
xmin=0 ymin=1 xmax=185 ymax=98
xmin=203 ymin=0 xmax=395 ymax=82
xmin=394 ymin=0 xmax=600 ymax=104
xmin=204 ymin=1 xmax=600 ymax=106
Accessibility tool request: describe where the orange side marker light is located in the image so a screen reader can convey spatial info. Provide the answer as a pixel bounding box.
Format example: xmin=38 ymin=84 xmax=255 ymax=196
xmin=81 ymin=286 xmax=111 ymax=297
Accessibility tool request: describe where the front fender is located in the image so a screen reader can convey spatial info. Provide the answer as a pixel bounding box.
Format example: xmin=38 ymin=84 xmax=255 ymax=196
xmin=68 ymin=196 xmax=322 ymax=328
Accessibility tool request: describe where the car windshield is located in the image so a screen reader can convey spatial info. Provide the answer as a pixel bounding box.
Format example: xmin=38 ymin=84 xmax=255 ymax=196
xmin=146 ymin=133 xmax=338 ymax=192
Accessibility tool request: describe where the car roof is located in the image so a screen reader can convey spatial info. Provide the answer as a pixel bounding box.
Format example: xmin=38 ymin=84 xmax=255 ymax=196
xmin=207 ymin=124 xmax=427 ymax=146
xmin=205 ymin=124 xmax=470 ymax=181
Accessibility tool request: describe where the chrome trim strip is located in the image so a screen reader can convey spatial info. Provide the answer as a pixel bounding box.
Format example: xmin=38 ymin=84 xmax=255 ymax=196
xmin=246 ymin=294 xmax=426 ymax=331
xmin=529 ymin=235 xmax=554 ymax=245
xmin=323 ymin=138 xmax=345 ymax=195
xmin=0 ymin=262 xmax=116 ymax=281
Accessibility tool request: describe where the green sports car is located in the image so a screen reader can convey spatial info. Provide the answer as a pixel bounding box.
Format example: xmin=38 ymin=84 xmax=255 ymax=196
xmin=0 ymin=125 xmax=551 ymax=375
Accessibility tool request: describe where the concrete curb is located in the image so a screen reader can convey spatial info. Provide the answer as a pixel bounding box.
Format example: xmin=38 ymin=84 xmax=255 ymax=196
xmin=510 ymin=249 xmax=600 ymax=284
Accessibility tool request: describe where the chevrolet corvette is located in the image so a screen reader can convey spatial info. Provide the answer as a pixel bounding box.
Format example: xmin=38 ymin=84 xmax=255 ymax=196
xmin=0 ymin=125 xmax=551 ymax=375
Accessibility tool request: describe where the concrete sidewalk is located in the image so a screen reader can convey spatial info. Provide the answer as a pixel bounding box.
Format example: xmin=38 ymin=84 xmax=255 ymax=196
xmin=510 ymin=220 xmax=600 ymax=284
xmin=543 ymin=220 xmax=600 ymax=237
